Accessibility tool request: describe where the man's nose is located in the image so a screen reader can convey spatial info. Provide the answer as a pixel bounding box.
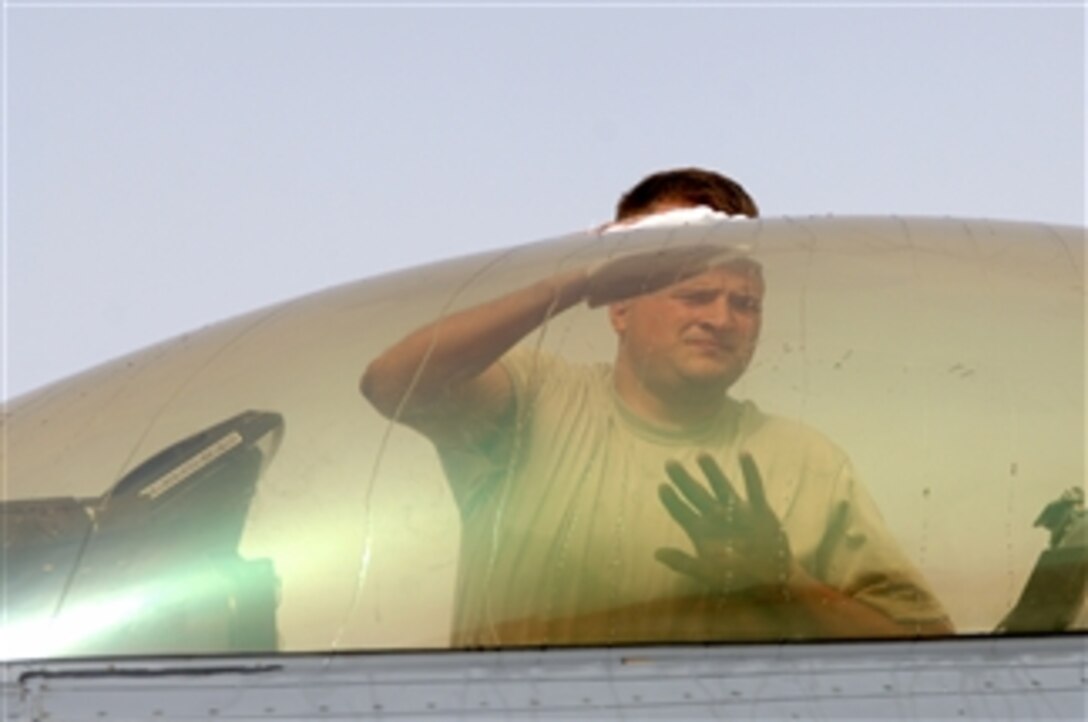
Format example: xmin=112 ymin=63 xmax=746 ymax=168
xmin=698 ymin=298 xmax=735 ymax=329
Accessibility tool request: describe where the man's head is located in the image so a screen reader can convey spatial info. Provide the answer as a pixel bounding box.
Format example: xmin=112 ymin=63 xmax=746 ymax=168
xmin=615 ymin=168 xmax=759 ymax=222
xmin=609 ymin=258 xmax=764 ymax=409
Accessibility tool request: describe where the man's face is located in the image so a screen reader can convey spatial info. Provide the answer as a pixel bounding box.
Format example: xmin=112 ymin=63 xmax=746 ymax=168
xmin=609 ymin=261 xmax=764 ymax=394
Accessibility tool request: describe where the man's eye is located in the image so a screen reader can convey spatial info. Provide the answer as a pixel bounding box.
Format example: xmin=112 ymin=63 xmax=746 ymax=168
xmin=731 ymin=296 xmax=762 ymax=313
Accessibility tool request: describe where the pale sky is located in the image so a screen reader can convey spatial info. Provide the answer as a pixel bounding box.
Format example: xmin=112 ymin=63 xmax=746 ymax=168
xmin=4 ymin=1 xmax=1085 ymax=401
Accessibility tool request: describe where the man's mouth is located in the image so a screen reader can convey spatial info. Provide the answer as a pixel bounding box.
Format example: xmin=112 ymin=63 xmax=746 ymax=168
xmin=685 ymin=337 xmax=732 ymax=353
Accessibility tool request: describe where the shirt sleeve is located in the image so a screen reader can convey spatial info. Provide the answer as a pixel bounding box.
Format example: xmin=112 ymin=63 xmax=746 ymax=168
xmin=820 ymin=462 xmax=952 ymax=626
xmin=433 ymin=346 xmax=559 ymax=515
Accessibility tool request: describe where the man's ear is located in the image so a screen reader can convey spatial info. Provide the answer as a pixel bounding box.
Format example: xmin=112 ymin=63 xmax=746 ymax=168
xmin=609 ymin=301 xmax=630 ymax=335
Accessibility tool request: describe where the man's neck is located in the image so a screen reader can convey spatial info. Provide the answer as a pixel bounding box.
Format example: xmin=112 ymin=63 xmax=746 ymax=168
xmin=612 ymin=364 xmax=728 ymax=433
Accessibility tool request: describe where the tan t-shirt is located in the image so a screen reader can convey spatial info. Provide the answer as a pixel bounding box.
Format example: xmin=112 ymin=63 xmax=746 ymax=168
xmin=436 ymin=348 xmax=948 ymax=646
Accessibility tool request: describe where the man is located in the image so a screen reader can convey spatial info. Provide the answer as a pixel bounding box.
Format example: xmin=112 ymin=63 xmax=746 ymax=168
xmin=361 ymin=168 xmax=951 ymax=646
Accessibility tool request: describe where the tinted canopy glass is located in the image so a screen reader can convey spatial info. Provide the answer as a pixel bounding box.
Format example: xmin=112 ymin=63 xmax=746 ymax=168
xmin=2 ymin=218 xmax=1084 ymax=660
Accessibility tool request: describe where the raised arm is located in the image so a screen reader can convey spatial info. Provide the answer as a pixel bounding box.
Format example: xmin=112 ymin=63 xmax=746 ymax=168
xmin=360 ymin=268 xmax=591 ymax=433
xmin=360 ymin=244 xmax=740 ymax=437
xmin=656 ymin=454 xmax=954 ymax=639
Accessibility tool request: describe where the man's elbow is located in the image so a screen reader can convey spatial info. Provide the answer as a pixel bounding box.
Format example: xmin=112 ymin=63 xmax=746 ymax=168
xmin=883 ymin=616 xmax=954 ymax=639
xmin=914 ymin=617 xmax=955 ymax=637
xmin=359 ymin=360 xmax=399 ymax=420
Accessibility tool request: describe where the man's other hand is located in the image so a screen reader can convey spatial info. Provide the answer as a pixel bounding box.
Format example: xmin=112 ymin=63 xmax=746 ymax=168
xmin=656 ymin=453 xmax=795 ymax=597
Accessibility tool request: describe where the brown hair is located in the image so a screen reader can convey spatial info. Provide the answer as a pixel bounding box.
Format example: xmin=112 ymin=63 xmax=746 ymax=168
xmin=615 ymin=167 xmax=759 ymax=221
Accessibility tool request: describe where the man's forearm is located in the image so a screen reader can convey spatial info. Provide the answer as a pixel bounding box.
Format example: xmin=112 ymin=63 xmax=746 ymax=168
xmin=766 ymin=569 xmax=953 ymax=639
xmin=360 ymin=268 xmax=590 ymax=419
